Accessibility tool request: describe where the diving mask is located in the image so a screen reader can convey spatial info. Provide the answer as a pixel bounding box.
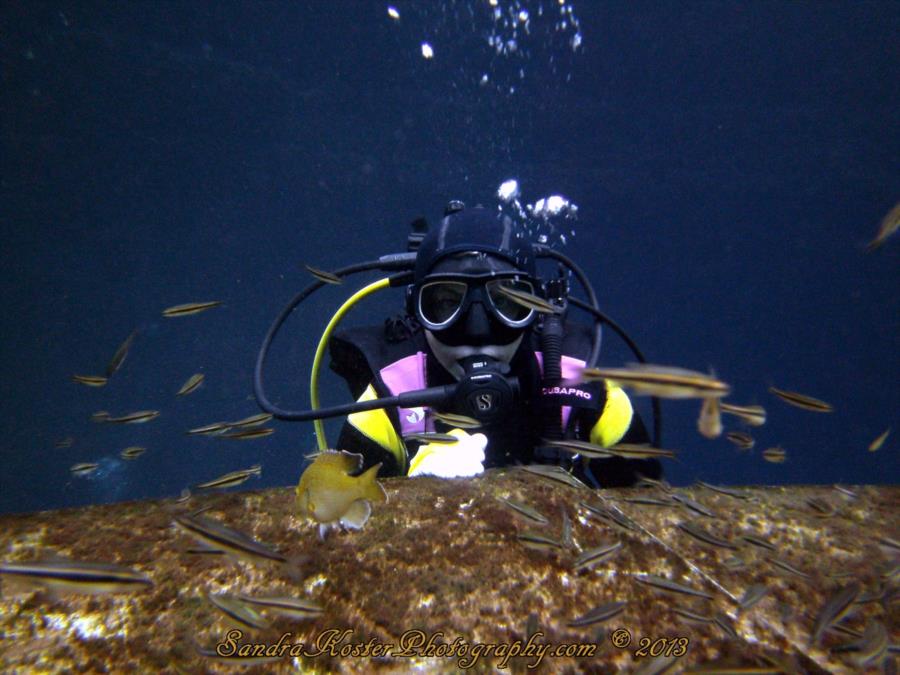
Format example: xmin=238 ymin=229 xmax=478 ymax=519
xmin=416 ymin=273 xmax=537 ymax=331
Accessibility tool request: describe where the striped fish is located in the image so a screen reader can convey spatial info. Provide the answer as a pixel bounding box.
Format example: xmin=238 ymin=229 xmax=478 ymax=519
xmin=520 ymin=465 xmax=589 ymax=490
xmin=725 ymin=431 xmax=755 ymax=450
xmin=719 ymin=402 xmax=767 ymax=426
xmin=567 ymin=601 xmax=626 ymax=627
xmin=431 ymin=411 xmax=482 ymax=429
xmin=497 ymin=497 xmax=549 ymax=525
xmin=671 ymin=493 xmax=717 ymax=518
xmin=403 ymin=432 xmax=459 ymax=445
xmin=186 ymin=421 xmax=232 ymax=435
xmin=219 ymin=427 xmax=274 ymax=440
xmin=236 ymin=593 xmax=324 ymax=619
xmin=120 ymin=446 xmax=146 ymax=460
xmin=106 ymin=329 xmax=138 ymax=378
xmin=70 ymin=462 xmax=99 ymax=476
xmin=541 ymin=438 xmax=614 ymax=458
xmin=579 ymin=363 xmax=731 ymax=399
xmin=71 ymin=374 xmax=107 ymax=387
xmin=162 ymin=301 xmax=222 ymax=317
xmin=738 ymin=583 xmax=769 ymax=612
xmin=0 ymin=558 xmax=152 ymax=594
xmin=493 ymin=283 xmax=560 ymax=314
xmin=516 ymin=530 xmax=564 ymax=552
xmin=608 ymin=443 xmax=677 ymax=460
xmin=229 ymin=413 xmax=274 ymax=428
xmin=635 ymin=574 xmax=714 ymax=600
xmin=207 ymin=592 xmax=269 ymax=629
xmin=810 ymin=582 xmax=862 ymax=645
xmin=177 ymin=373 xmax=204 ymax=396
xmin=868 ymin=428 xmax=890 ymax=452
xmin=573 ymin=541 xmax=623 ymax=572
xmin=104 ymin=410 xmax=160 ymax=424
xmin=768 ymin=386 xmax=833 ymax=413
xmin=173 ymin=513 xmax=285 ymax=564
xmin=304 ymin=264 xmax=342 ymax=285
xmin=767 ymin=556 xmax=810 ymax=579
xmin=194 ymin=465 xmax=261 ymax=490
xmin=677 ymin=521 xmax=737 ymax=550
xmin=762 ymin=446 xmax=787 ymax=463
xmin=695 ymin=481 xmax=749 ymax=500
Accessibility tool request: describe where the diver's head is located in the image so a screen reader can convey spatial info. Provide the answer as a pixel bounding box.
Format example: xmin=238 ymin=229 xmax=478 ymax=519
xmin=410 ymin=205 xmax=539 ymax=379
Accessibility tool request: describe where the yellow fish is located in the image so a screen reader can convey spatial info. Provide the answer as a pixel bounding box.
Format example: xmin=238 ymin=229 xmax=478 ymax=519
xmin=296 ymin=451 xmax=386 ymax=539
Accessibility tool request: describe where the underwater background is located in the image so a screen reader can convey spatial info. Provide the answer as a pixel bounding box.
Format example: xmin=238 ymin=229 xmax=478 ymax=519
xmin=1 ymin=0 xmax=897 ymax=514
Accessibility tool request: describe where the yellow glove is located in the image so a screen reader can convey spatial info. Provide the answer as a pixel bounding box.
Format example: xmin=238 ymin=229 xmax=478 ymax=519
xmin=407 ymin=428 xmax=486 ymax=478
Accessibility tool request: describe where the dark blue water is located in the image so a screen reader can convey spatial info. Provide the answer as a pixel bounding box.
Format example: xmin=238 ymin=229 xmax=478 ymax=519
xmin=1 ymin=1 xmax=897 ymax=514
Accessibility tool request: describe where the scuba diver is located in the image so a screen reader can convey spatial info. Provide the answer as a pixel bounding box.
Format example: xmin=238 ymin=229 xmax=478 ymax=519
xmin=254 ymin=201 xmax=663 ymax=488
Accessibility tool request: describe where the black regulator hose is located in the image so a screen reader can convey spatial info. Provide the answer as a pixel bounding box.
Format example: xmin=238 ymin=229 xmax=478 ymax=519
xmin=253 ymin=256 xmax=414 ymax=420
xmin=539 ymin=313 xmax=565 ymax=441
xmin=567 ymin=295 xmax=663 ymax=448
xmin=534 ymin=246 xmax=602 ymax=367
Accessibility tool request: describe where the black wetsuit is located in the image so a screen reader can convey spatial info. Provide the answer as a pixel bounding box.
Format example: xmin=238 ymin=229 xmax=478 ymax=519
xmin=330 ymin=317 xmax=663 ymax=488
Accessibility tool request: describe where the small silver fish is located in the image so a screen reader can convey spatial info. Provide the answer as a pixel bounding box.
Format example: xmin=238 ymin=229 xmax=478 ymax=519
xmin=119 ymin=446 xmax=146 ymax=460
xmin=177 ymin=373 xmax=204 ymax=396
xmin=810 ymin=582 xmax=861 ymax=645
xmin=768 ymin=386 xmax=833 ymax=413
xmin=719 ymin=402 xmax=767 ymax=426
xmin=695 ymin=481 xmax=749 ymax=500
xmin=865 ymin=201 xmax=900 ymax=252
xmin=634 ymin=574 xmax=714 ymax=600
xmin=497 ymin=497 xmax=549 ymax=525
xmin=207 ymin=592 xmax=269 ymax=630
xmin=725 ymin=431 xmax=755 ymax=450
xmin=868 ymin=428 xmax=890 ymax=452
xmin=671 ymin=493 xmax=717 ymax=518
xmin=173 ymin=513 xmax=285 ymax=564
xmin=573 ymin=541 xmax=623 ymax=572
xmin=762 ymin=446 xmax=787 ymax=463
xmin=228 ymin=413 xmax=274 ymax=428
xmin=516 ymin=530 xmax=564 ymax=552
xmin=493 ymin=283 xmax=560 ymax=314
xmin=431 ymin=411 xmax=482 ymax=429
xmin=104 ymin=410 xmax=160 ymax=424
xmin=236 ymin=593 xmax=324 ymax=619
xmin=106 ymin=329 xmax=138 ymax=378
xmin=541 ymin=438 xmax=614 ymax=458
xmin=741 ymin=533 xmax=777 ymax=552
xmin=520 ymin=464 xmax=589 ymax=490
xmin=767 ymin=556 xmax=810 ymax=579
xmin=697 ymin=396 xmax=723 ymax=439
xmin=579 ymin=363 xmax=731 ymax=399
xmin=737 ymin=583 xmax=769 ymax=612
xmin=162 ymin=301 xmax=222 ymax=317
xmin=672 ymin=606 xmax=713 ymax=625
xmin=304 ymin=264 xmax=342 ymax=284
xmin=70 ymin=462 xmax=99 ymax=476
xmin=195 ymin=465 xmax=262 ymax=490
xmin=403 ymin=432 xmax=460 ymax=445
xmin=71 ymin=374 xmax=108 ymax=387
xmin=186 ymin=421 xmax=232 ymax=435
xmin=677 ymin=521 xmax=737 ymax=550
xmin=0 ymin=557 xmax=152 ymax=594
xmin=219 ymin=427 xmax=274 ymax=440
xmin=567 ymin=601 xmax=626 ymax=627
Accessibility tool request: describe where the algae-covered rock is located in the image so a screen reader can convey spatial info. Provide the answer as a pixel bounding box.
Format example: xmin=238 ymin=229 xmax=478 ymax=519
xmin=0 ymin=470 xmax=896 ymax=673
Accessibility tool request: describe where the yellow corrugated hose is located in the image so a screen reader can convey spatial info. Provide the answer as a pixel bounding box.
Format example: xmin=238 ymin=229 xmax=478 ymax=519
xmin=310 ymin=277 xmax=391 ymax=450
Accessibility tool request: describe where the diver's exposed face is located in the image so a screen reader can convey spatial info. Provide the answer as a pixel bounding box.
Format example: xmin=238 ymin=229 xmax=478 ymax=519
xmin=423 ymin=253 xmax=529 ymax=380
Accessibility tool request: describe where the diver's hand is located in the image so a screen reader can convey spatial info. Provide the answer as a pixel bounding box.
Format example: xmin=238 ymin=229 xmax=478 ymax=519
xmin=407 ymin=428 xmax=486 ymax=478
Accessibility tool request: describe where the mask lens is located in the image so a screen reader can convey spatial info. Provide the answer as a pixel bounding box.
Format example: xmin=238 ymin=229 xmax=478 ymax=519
xmin=488 ymin=279 xmax=535 ymax=324
xmin=419 ymin=281 xmax=467 ymax=326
